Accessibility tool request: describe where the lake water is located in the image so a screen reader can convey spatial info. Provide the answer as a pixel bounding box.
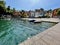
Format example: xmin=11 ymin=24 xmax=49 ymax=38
xmin=0 ymin=19 xmax=57 ymax=45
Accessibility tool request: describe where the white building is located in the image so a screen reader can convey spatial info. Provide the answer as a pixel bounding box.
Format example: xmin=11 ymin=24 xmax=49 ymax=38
xmin=35 ymin=9 xmax=44 ymax=17
xmin=29 ymin=11 xmax=35 ymax=18
xmin=35 ymin=12 xmax=44 ymax=17
xmin=29 ymin=9 xmax=45 ymax=18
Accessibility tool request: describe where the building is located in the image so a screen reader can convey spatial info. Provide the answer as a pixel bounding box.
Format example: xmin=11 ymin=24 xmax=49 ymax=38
xmin=35 ymin=9 xmax=45 ymax=17
xmin=28 ymin=9 xmax=45 ymax=18
xmin=13 ymin=11 xmax=21 ymax=17
xmin=24 ymin=11 xmax=29 ymax=17
xmin=35 ymin=9 xmax=40 ymax=17
xmin=52 ymin=8 xmax=60 ymax=18
xmin=45 ymin=10 xmax=52 ymax=18
xmin=28 ymin=10 xmax=35 ymax=18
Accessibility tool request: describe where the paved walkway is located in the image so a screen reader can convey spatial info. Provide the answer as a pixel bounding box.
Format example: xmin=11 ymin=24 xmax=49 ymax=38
xmin=22 ymin=18 xmax=59 ymax=23
xmin=19 ymin=22 xmax=60 ymax=45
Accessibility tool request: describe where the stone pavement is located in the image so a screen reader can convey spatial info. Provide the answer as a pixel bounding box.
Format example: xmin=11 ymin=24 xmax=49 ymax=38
xmin=22 ymin=18 xmax=59 ymax=23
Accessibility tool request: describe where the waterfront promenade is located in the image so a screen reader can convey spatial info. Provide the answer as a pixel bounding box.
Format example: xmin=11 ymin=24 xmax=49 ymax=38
xmin=22 ymin=18 xmax=59 ymax=23
xmin=19 ymin=18 xmax=60 ymax=45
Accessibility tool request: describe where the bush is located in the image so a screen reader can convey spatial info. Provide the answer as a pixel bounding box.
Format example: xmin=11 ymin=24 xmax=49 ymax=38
xmin=57 ymin=11 xmax=60 ymax=16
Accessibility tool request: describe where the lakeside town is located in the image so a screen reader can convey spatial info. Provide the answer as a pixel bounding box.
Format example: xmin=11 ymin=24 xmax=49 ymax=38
xmin=0 ymin=0 xmax=60 ymax=19
xmin=0 ymin=0 xmax=60 ymax=45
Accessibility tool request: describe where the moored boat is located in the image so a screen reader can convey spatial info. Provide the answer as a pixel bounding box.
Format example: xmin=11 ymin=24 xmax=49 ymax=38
xmin=29 ymin=20 xmax=35 ymax=22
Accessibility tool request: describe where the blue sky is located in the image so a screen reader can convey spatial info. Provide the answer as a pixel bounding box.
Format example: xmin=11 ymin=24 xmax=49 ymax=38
xmin=5 ymin=0 xmax=60 ymax=10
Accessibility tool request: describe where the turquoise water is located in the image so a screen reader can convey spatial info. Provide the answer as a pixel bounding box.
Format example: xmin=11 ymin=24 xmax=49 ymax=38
xmin=0 ymin=19 xmax=56 ymax=45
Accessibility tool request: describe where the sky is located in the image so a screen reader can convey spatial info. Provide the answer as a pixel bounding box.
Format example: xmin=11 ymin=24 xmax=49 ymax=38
xmin=5 ymin=0 xmax=60 ymax=11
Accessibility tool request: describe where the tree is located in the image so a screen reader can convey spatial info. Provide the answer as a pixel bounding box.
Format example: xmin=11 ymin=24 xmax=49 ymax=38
xmin=57 ymin=11 xmax=60 ymax=15
xmin=0 ymin=0 xmax=6 ymax=15
xmin=21 ymin=10 xmax=27 ymax=18
xmin=40 ymin=8 xmax=44 ymax=11
xmin=6 ymin=6 xmax=11 ymax=15
xmin=48 ymin=9 xmax=52 ymax=13
xmin=0 ymin=5 xmax=5 ymax=16
xmin=7 ymin=6 xmax=10 ymax=11
xmin=13 ymin=8 xmax=15 ymax=12
xmin=0 ymin=1 xmax=5 ymax=7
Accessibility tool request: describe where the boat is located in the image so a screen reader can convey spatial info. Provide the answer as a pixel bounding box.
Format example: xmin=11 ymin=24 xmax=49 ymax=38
xmin=29 ymin=20 xmax=35 ymax=22
xmin=34 ymin=20 xmax=42 ymax=23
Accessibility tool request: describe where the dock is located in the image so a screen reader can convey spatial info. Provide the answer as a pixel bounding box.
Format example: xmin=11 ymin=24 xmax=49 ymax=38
xmin=22 ymin=18 xmax=59 ymax=23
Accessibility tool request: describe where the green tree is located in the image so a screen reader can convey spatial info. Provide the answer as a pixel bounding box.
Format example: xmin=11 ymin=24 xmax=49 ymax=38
xmin=40 ymin=8 xmax=44 ymax=11
xmin=21 ymin=10 xmax=25 ymax=17
xmin=6 ymin=6 xmax=11 ymax=15
xmin=57 ymin=11 xmax=60 ymax=15
xmin=48 ymin=9 xmax=52 ymax=13
xmin=13 ymin=8 xmax=15 ymax=12
xmin=0 ymin=0 xmax=6 ymax=14
xmin=0 ymin=5 xmax=5 ymax=17
xmin=7 ymin=6 xmax=10 ymax=11
xmin=0 ymin=1 xmax=5 ymax=7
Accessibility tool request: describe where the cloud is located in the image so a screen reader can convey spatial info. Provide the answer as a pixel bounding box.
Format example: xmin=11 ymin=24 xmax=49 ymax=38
xmin=29 ymin=0 xmax=40 ymax=6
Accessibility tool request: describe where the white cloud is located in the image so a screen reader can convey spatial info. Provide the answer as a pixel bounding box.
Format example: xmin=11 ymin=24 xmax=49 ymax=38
xmin=29 ymin=0 xmax=40 ymax=6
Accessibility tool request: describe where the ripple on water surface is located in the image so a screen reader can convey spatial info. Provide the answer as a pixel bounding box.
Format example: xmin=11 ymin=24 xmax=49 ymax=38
xmin=0 ymin=19 xmax=56 ymax=45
